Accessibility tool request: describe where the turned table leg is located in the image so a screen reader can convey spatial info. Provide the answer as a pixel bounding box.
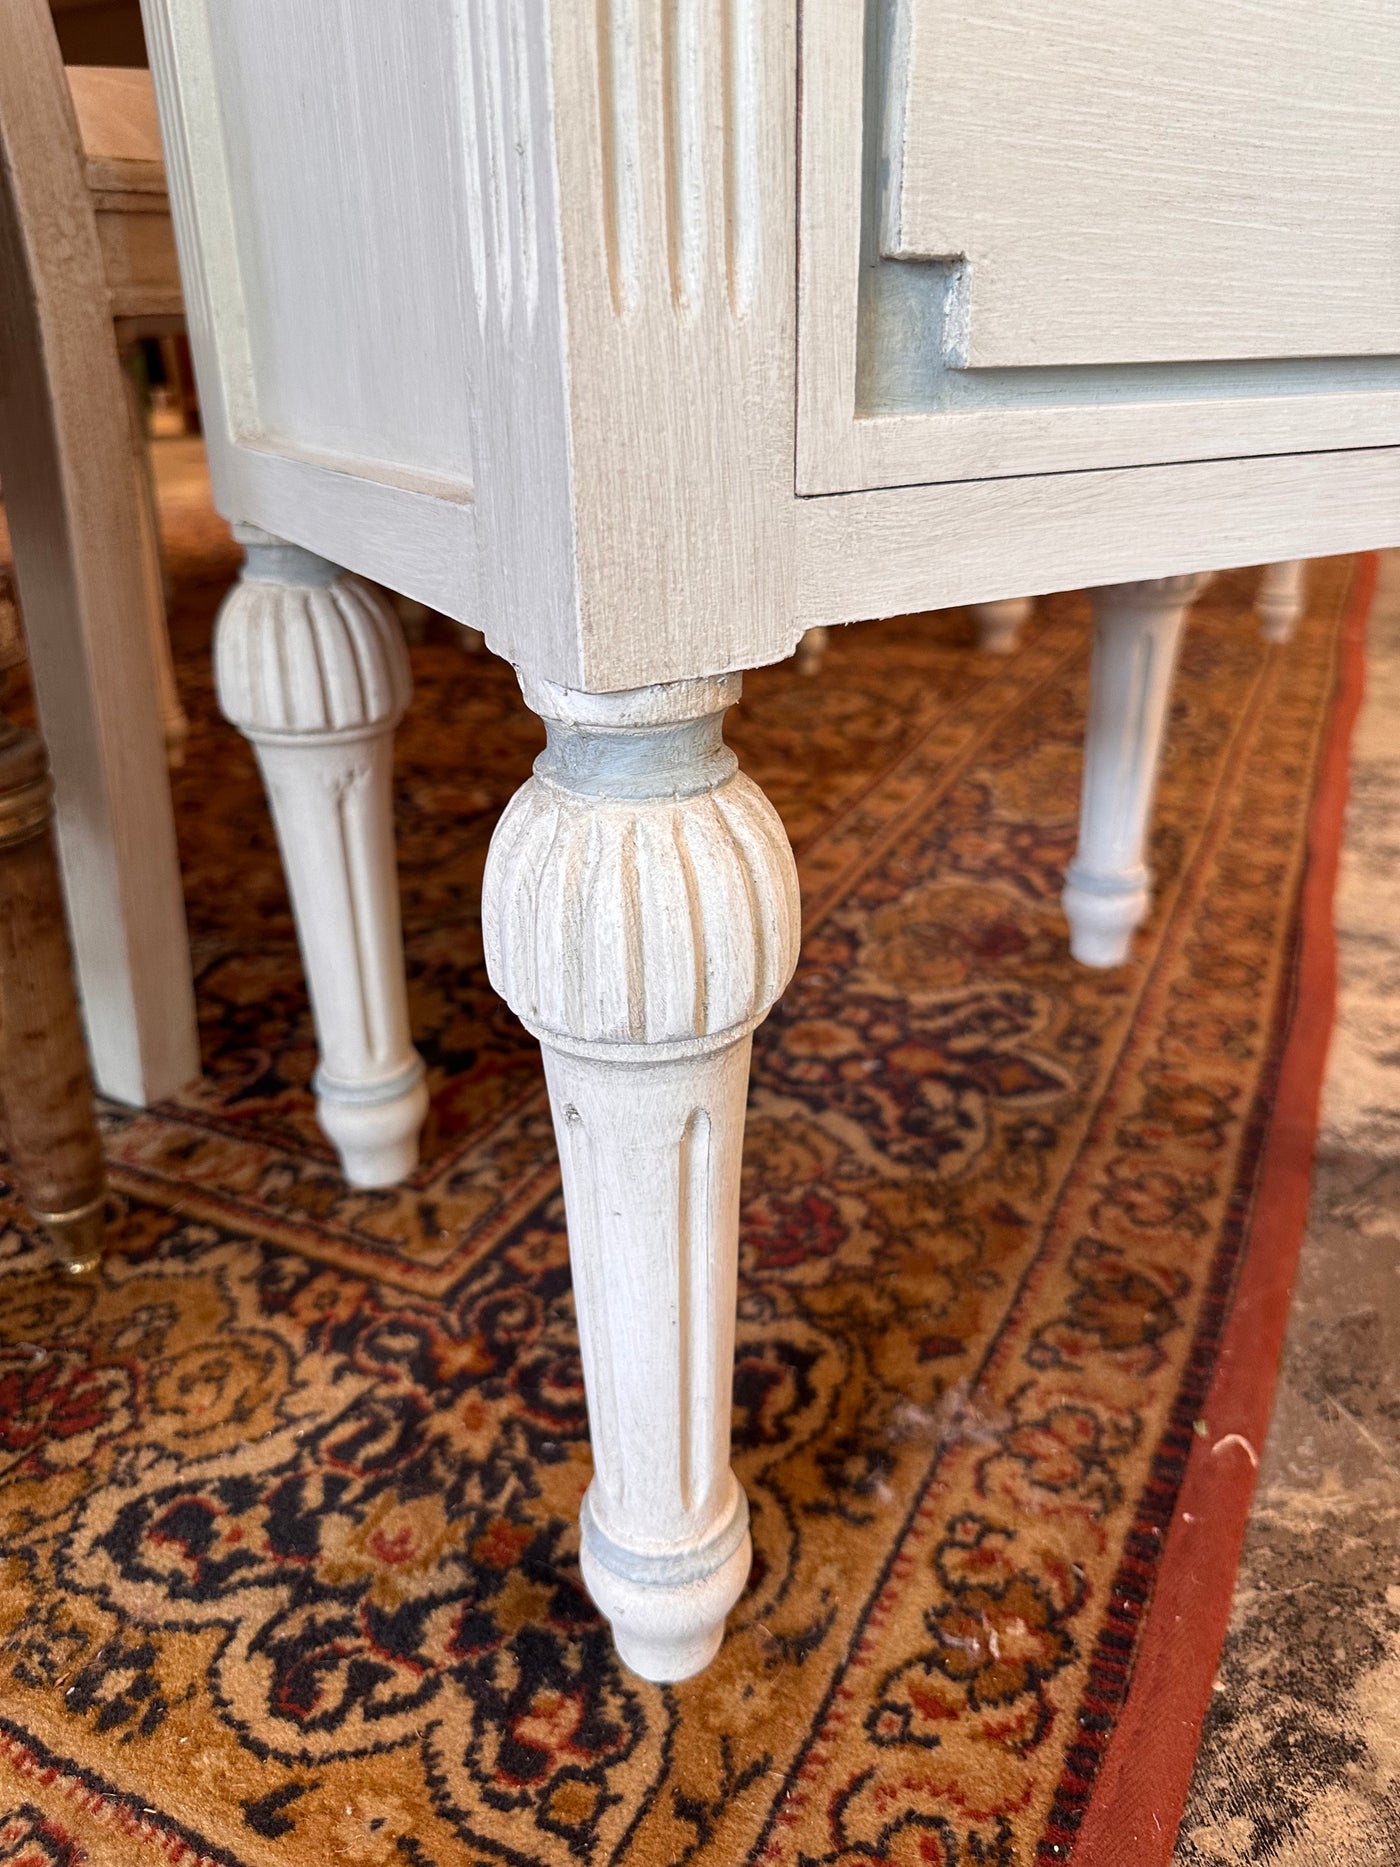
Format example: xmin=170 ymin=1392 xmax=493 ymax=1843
xmin=971 ymin=596 xmax=1033 ymax=654
xmin=1256 ymin=559 xmax=1306 ymax=644
xmin=1062 ymin=574 xmax=1207 ymax=967
xmin=796 ymin=625 xmax=830 ymax=674
xmin=0 ymin=699 xmax=106 ymax=1272
xmin=483 ymin=672 xmax=800 ymax=1681
xmin=214 ymin=527 xmax=427 ymax=1187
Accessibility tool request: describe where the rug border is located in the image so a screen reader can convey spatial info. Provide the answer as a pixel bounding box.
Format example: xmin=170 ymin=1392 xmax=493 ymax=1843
xmin=1069 ymin=552 xmax=1379 ymax=1867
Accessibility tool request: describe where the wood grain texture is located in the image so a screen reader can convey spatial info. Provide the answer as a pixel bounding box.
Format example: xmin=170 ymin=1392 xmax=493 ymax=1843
xmin=886 ymin=0 xmax=1400 ymax=366
xmin=549 ymin=0 xmax=797 ymax=689
xmin=798 ymin=0 xmax=1400 ymax=495
xmin=796 ymin=448 xmax=1400 ymax=629
xmin=0 ymin=0 xmax=198 ymax=1103
xmin=141 ymin=0 xmax=1400 ymax=691
xmin=0 ymin=716 xmax=106 ymax=1262
xmin=67 ymin=68 xmax=184 ymax=322
xmin=139 ymin=0 xmax=579 ymax=672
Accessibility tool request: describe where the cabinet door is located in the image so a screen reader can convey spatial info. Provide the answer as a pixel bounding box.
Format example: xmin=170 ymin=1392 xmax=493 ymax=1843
xmin=798 ymin=0 xmax=1400 ymax=493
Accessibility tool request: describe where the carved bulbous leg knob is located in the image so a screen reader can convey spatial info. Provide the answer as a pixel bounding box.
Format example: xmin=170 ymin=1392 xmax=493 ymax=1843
xmin=1256 ymin=559 xmax=1306 ymax=644
xmin=483 ymin=672 xmax=801 ymax=1681
xmin=214 ymin=526 xmax=428 ymax=1187
xmin=971 ymin=596 xmax=1032 ymax=655
xmin=1063 ymin=574 xmax=1207 ymax=968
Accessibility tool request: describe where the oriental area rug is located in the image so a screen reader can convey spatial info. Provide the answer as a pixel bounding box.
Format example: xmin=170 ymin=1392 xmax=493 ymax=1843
xmin=0 ymin=532 xmax=1372 ymax=1867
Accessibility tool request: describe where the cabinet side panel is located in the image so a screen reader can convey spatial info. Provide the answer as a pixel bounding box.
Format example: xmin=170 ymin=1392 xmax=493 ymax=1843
xmin=140 ymin=0 xmax=580 ymax=673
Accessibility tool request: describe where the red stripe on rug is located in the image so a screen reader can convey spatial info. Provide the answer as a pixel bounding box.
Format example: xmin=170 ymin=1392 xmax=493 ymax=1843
xmin=1071 ymin=551 xmax=1380 ymax=1867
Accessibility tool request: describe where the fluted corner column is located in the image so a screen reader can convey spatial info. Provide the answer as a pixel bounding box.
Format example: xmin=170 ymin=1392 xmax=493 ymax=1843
xmin=1063 ymin=573 xmax=1207 ymax=968
xmin=971 ymin=595 xmax=1032 ymax=655
xmin=482 ymin=672 xmax=801 ymax=1682
xmin=1256 ymin=559 xmax=1306 ymax=644
xmin=214 ymin=526 xmax=427 ymax=1187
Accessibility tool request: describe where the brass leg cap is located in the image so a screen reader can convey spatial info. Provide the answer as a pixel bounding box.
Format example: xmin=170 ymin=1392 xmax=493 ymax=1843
xmin=36 ymin=1193 xmax=106 ymax=1275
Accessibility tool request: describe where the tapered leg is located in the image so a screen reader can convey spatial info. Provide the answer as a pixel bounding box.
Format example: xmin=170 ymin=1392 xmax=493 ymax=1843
xmin=971 ymin=596 xmax=1032 ymax=654
xmin=0 ymin=696 xmax=106 ymax=1272
xmin=214 ymin=527 xmax=427 ymax=1187
xmin=0 ymin=5 xmax=198 ymax=1106
xmin=1063 ymin=574 xmax=1206 ymax=967
xmin=1256 ymin=559 xmax=1306 ymax=644
xmin=483 ymin=672 xmax=800 ymax=1681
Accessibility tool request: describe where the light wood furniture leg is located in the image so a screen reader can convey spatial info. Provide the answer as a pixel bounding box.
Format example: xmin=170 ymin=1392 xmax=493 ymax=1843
xmin=1256 ymin=558 xmax=1307 ymax=644
xmin=482 ymin=672 xmax=801 ymax=1681
xmin=796 ymin=625 xmax=831 ymax=674
xmin=971 ymin=596 xmax=1033 ymax=654
xmin=121 ymin=358 xmax=189 ymax=767
xmin=1062 ymin=574 xmax=1207 ymax=967
xmin=0 ymin=690 xmax=106 ymax=1273
xmin=214 ymin=527 xmax=427 ymax=1187
xmin=0 ymin=0 xmax=198 ymax=1106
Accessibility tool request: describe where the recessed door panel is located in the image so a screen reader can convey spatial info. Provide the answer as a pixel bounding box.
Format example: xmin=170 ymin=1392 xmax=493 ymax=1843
xmin=797 ymin=0 xmax=1400 ymax=493
xmin=885 ymin=0 xmax=1400 ymax=367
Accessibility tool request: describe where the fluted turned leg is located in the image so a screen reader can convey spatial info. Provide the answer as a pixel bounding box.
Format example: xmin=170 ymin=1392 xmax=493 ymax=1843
xmin=0 ymin=698 xmax=105 ymax=1272
xmin=483 ymin=672 xmax=800 ymax=1681
xmin=1256 ymin=559 xmax=1306 ymax=644
xmin=1063 ymin=574 xmax=1207 ymax=968
xmin=971 ymin=596 xmax=1032 ymax=655
xmin=214 ymin=527 xmax=427 ymax=1187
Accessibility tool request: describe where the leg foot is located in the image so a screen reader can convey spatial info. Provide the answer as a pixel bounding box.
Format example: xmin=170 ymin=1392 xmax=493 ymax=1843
xmin=1060 ymin=872 xmax=1150 ymax=969
xmin=971 ymin=596 xmax=1032 ymax=654
xmin=1063 ymin=574 xmax=1206 ymax=968
xmin=1256 ymin=559 xmax=1306 ymax=644
xmin=580 ymin=1480 xmax=752 ymax=1681
xmin=484 ymin=672 xmax=800 ymax=1681
xmin=215 ymin=527 xmax=427 ymax=1186
xmin=314 ymin=1056 xmax=429 ymax=1189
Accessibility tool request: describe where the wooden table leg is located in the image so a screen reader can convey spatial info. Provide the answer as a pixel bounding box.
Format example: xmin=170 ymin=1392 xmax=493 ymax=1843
xmin=971 ymin=596 xmax=1033 ymax=654
xmin=1062 ymin=574 xmax=1208 ymax=968
xmin=214 ymin=526 xmax=427 ymax=1188
xmin=1256 ymin=558 xmax=1307 ymax=644
xmin=483 ymin=671 xmax=801 ymax=1680
xmin=0 ymin=703 xmax=106 ymax=1272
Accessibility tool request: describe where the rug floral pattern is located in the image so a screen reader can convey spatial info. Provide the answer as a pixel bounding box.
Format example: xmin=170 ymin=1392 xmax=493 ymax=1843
xmin=0 ymin=550 xmax=1357 ymax=1865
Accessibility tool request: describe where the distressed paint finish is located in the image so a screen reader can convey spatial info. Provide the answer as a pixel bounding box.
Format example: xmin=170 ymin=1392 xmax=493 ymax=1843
xmin=214 ymin=530 xmax=428 ymax=1187
xmin=134 ymin=0 xmax=1400 ymax=1683
xmin=1063 ymin=574 xmax=1208 ymax=968
xmin=483 ymin=673 xmax=800 ymax=1679
xmin=141 ymin=0 xmax=1400 ymax=683
xmin=0 ymin=0 xmax=198 ymax=1104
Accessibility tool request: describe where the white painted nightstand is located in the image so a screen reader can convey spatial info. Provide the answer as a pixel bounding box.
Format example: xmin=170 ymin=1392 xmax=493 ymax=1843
xmin=137 ymin=0 xmax=1400 ymax=1680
